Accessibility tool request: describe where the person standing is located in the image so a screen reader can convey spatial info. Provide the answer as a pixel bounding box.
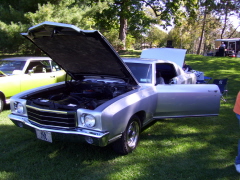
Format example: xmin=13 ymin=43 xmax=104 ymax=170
xmin=218 ymin=42 xmax=226 ymax=56
xmin=234 ymin=91 xmax=240 ymax=173
xmin=220 ymin=42 xmax=226 ymax=49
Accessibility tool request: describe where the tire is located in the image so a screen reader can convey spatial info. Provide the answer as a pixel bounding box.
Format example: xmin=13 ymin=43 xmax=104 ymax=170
xmin=112 ymin=115 xmax=141 ymax=155
xmin=0 ymin=97 xmax=4 ymax=113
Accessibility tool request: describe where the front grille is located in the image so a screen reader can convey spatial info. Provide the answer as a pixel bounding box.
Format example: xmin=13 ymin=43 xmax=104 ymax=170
xmin=26 ymin=105 xmax=76 ymax=128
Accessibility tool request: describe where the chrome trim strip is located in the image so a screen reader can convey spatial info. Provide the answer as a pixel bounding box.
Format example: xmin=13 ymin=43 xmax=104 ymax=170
xmin=9 ymin=114 xmax=108 ymax=138
xmin=153 ymin=114 xmax=219 ymax=119
xmin=143 ymin=118 xmax=154 ymax=126
xmin=29 ymin=119 xmax=74 ymax=129
xmin=26 ymin=105 xmax=68 ymax=114
xmin=108 ymin=134 xmax=122 ymax=143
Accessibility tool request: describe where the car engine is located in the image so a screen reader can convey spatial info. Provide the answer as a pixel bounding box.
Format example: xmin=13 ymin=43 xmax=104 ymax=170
xmin=26 ymin=80 xmax=134 ymax=110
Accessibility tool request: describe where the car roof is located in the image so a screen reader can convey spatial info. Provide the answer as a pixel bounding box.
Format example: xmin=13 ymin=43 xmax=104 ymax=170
xmin=1 ymin=57 xmax=51 ymax=61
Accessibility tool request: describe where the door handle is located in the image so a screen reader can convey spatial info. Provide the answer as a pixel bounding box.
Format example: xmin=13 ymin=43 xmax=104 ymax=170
xmin=50 ymin=76 xmax=55 ymax=78
xmin=208 ymin=90 xmax=218 ymax=92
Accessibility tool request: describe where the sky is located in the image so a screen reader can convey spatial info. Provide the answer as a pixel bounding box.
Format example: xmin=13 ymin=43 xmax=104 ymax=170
xmin=229 ymin=15 xmax=240 ymax=30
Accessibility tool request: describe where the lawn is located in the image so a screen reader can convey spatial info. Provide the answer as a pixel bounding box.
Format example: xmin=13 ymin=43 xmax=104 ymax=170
xmin=0 ymin=54 xmax=240 ymax=180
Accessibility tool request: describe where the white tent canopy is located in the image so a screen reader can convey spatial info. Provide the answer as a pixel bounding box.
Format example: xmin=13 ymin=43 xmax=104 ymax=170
xmin=215 ymin=38 xmax=240 ymax=42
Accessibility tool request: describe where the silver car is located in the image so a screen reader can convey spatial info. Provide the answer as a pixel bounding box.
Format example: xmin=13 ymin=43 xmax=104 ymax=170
xmin=9 ymin=22 xmax=221 ymax=155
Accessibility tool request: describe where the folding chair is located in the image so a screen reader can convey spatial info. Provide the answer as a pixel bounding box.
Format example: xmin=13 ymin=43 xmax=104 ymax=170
xmin=204 ymin=76 xmax=212 ymax=83
xmin=196 ymin=76 xmax=212 ymax=84
xmin=213 ymin=78 xmax=228 ymax=102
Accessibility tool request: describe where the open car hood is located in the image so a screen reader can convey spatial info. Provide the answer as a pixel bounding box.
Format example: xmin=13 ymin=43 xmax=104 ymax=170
xmin=21 ymin=21 xmax=138 ymax=85
xmin=140 ymin=48 xmax=187 ymax=68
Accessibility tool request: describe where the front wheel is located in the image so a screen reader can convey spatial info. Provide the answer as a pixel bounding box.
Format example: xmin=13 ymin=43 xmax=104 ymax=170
xmin=112 ymin=115 xmax=141 ymax=155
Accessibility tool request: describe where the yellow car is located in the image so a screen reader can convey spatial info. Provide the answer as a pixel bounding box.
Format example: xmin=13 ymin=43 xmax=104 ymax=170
xmin=0 ymin=56 xmax=66 ymax=112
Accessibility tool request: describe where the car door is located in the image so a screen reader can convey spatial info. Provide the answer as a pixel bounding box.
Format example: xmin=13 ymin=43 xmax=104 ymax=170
xmin=50 ymin=61 xmax=66 ymax=82
xmin=0 ymin=75 xmax=21 ymax=98
xmin=153 ymin=84 xmax=221 ymax=118
xmin=20 ymin=60 xmax=61 ymax=91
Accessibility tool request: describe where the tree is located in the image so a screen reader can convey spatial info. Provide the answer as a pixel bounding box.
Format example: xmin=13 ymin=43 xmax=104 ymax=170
xmin=195 ymin=0 xmax=240 ymax=54
xmin=0 ymin=0 xmax=107 ymax=53
xmin=92 ymin=0 xmax=155 ymax=50
xmin=143 ymin=0 xmax=198 ymax=27
xmin=0 ymin=0 xmax=239 ymax=54
xmin=214 ymin=0 xmax=240 ymax=39
xmin=92 ymin=0 xmax=201 ymax=50
xmin=145 ymin=26 xmax=167 ymax=48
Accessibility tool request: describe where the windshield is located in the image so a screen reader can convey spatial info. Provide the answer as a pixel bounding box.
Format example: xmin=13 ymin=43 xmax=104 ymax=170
xmin=0 ymin=60 xmax=26 ymax=74
xmin=125 ymin=63 xmax=152 ymax=83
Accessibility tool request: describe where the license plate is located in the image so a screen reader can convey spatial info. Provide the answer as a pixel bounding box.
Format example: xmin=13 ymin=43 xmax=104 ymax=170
xmin=35 ymin=129 xmax=52 ymax=143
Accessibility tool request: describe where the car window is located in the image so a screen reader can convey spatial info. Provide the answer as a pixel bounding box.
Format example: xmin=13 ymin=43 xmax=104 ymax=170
xmin=156 ymin=63 xmax=177 ymax=83
xmin=51 ymin=61 xmax=62 ymax=71
xmin=0 ymin=60 xmax=26 ymax=74
xmin=25 ymin=60 xmax=51 ymax=73
xmin=125 ymin=63 xmax=152 ymax=83
xmin=40 ymin=60 xmax=52 ymax=72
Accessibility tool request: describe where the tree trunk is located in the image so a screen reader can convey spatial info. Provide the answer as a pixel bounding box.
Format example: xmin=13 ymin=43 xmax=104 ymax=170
xmin=220 ymin=10 xmax=228 ymax=39
xmin=119 ymin=16 xmax=127 ymax=50
xmin=197 ymin=11 xmax=207 ymax=55
xmin=118 ymin=0 xmax=129 ymax=50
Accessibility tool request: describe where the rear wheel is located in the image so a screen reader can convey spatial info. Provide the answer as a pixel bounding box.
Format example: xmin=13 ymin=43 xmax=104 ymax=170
xmin=112 ymin=115 xmax=141 ymax=155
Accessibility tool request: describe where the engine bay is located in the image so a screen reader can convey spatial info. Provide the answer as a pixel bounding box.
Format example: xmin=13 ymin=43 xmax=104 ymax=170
xmin=26 ymin=80 xmax=134 ymax=110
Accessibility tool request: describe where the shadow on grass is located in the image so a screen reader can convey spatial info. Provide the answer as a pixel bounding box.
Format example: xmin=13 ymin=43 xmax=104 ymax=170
xmin=1 ymin=115 xmax=240 ymax=180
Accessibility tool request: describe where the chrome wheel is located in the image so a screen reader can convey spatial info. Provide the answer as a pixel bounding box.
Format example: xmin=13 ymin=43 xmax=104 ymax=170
xmin=127 ymin=121 xmax=140 ymax=149
xmin=112 ymin=115 xmax=141 ymax=155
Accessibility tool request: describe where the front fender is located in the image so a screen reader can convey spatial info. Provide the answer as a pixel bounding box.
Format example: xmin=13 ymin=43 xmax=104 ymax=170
xmin=100 ymin=87 xmax=157 ymax=139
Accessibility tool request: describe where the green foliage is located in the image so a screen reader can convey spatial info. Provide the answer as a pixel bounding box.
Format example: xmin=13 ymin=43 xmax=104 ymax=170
xmin=0 ymin=5 xmax=25 ymax=24
xmin=25 ymin=0 xmax=91 ymax=28
xmin=144 ymin=0 xmax=199 ymax=27
xmin=0 ymin=0 xmax=239 ymax=54
xmin=102 ymin=29 xmax=124 ymax=50
xmin=0 ymin=0 xmax=104 ymax=53
xmin=145 ymin=26 xmax=167 ymax=48
xmin=93 ymin=0 xmax=155 ymax=38
xmin=0 ymin=21 xmax=28 ymax=53
xmin=126 ymin=35 xmax=136 ymax=49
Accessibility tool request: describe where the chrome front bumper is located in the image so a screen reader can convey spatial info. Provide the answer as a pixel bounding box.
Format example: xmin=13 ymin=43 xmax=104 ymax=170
xmin=9 ymin=114 xmax=110 ymax=147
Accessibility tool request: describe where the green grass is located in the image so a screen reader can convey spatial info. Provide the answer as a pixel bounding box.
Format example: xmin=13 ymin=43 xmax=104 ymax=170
xmin=0 ymin=54 xmax=240 ymax=180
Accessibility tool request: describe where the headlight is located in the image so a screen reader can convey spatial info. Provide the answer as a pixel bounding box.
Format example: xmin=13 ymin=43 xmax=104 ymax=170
xmin=81 ymin=114 xmax=96 ymax=128
xmin=13 ymin=102 xmax=24 ymax=114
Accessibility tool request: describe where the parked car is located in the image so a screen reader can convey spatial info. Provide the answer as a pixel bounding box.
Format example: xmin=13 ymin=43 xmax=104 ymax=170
xmin=0 ymin=56 xmax=66 ymax=112
xmin=9 ymin=22 xmax=221 ymax=155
